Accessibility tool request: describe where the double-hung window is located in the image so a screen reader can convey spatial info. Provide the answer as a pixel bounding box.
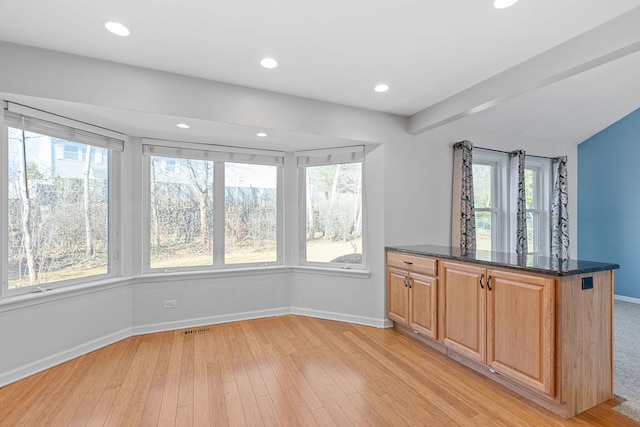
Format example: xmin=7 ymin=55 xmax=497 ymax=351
xmin=2 ymin=104 xmax=123 ymax=296
xmin=472 ymin=149 xmax=551 ymax=255
xmin=143 ymin=141 xmax=283 ymax=271
xmin=473 ymin=150 xmax=507 ymax=252
xmin=524 ymin=158 xmax=551 ymax=255
xmin=297 ymin=146 xmax=365 ymax=268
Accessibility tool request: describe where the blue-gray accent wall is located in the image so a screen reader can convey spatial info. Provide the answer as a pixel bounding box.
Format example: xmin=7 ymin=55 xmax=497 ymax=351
xmin=578 ymin=108 xmax=640 ymax=299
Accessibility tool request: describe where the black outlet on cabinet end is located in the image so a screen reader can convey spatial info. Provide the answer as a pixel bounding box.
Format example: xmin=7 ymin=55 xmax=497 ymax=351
xmin=582 ymin=277 xmax=594 ymax=290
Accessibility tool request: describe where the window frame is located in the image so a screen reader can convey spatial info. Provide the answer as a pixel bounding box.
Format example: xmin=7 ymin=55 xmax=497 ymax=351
xmin=296 ymin=146 xmax=366 ymax=270
xmin=222 ymin=161 xmax=283 ymax=268
xmin=2 ymin=105 xmax=124 ymax=298
xmin=473 ymin=150 xmax=508 ymax=253
xmin=524 ymin=157 xmax=551 ymax=255
xmin=142 ymin=140 xmax=284 ymax=273
xmin=472 ymin=149 xmax=552 ymax=255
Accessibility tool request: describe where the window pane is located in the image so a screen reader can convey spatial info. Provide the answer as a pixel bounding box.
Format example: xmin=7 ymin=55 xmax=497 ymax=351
xmin=305 ymin=163 xmax=362 ymax=264
xmin=525 ymin=168 xmax=536 ymax=209
xmin=149 ymin=156 xmax=213 ymax=269
xmin=473 ymin=164 xmax=492 ymax=209
xmin=8 ymin=128 xmax=109 ymax=288
xmin=526 ymin=211 xmax=538 ymax=253
xmin=475 ymin=211 xmax=492 ymax=252
xmin=225 ymin=163 xmax=277 ymax=264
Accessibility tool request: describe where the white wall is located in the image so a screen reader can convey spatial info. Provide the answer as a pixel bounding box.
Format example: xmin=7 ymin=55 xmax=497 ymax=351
xmin=383 ymin=133 xmax=453 ymax=247
xmin=0 ymin=41 xmax=580 ymax=387
xmin=132 ymin=271 xmax=291 ymax=335
xmin=0 ymin=283 xmax=133 ymax=386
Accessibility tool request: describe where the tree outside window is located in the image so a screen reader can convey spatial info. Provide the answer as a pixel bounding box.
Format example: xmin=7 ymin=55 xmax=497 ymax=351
xmin=304 ymin=162 xmax=363 ymax=264
xmin=7 ymin=128 xmax=109 ymax=288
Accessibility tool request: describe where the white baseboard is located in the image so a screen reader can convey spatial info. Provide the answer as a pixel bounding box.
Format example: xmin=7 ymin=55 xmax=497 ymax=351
xmin=0 ymin=328 xmax=131 ymax=389
xmin=131 ymin=307 xmax=291 ymax=336
xmin=614 ymin=294 xmax=640 ymax=304
xmin=289 ymin=306 xmax=392 ymax=328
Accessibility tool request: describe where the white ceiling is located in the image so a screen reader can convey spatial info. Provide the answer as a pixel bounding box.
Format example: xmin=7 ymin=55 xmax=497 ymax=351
xmin=1 ymin=0 xmax=640 ymax=148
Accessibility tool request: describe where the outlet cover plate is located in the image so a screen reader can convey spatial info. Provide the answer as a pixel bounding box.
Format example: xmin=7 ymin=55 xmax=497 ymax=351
xmin=164 ymin=299 xmax=178 ymax=309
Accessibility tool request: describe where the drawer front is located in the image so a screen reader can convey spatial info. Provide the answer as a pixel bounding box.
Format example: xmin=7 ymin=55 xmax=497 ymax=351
xmin=387 ymin=251 xmax=437 ymax=276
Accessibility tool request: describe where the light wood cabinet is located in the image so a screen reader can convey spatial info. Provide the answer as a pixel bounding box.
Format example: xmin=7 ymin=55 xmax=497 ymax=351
xmin=486 ymin=269 xmax=554 ymax=396
xmin=441 ymin=262 xmax=554 ymax=396
xmin=386 ymin=247 xmax=615 ymax=419
xmin=441 ymin=262 xmax=486 ymax=363
xmin=409 ymin=272 xmax=437 ymax=338
xmin=387 ymin=267 xmax=409 ymax=325
xmin=386 ymin=252 xmax=437 ymax=339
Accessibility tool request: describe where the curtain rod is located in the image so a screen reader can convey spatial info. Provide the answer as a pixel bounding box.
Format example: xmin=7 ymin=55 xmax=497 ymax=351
xmin=474 ymin=145 xmax=557 ymax=160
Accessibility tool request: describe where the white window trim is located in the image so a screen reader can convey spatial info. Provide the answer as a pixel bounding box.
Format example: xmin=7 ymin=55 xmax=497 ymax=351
xmin=2 ymin=107 xmax=123 ymax=298
xmin=525 ymin=157 xmax=551 ymax=256
xmin=296 ymin=146 xmax=367 ymax=270
xmin=220 ymin=161 xmax=284 ymax=269
xmin=474 ymin=149 xmax=509 ymax=253
xmin=473 ymin=148 xmax=552 ymax=255
xmin=142 ymin=141 xmax=285 ymax=273
xmin=1 ymin=109 xmax=8 ymax=296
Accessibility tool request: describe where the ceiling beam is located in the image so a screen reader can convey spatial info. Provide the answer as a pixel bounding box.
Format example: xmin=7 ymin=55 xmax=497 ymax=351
xmin=408 ymin=7 xmax=640 ymax=135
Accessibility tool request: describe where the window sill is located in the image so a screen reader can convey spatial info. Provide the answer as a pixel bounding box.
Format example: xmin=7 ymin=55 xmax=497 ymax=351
xmin=135 ymin=265 xmax=290 ymax=284
xmin=289 ymin=265 xmax=371 ymax=278
xmin=0 ymin=277 xmax=132 ymax=312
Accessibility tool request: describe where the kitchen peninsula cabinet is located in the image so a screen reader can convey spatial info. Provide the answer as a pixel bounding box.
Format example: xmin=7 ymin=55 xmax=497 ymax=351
xmin=386 ymin=245 xmax=619 ymax=419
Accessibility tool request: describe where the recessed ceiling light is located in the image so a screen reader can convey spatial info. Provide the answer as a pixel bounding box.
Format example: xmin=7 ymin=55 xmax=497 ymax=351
xmin=260 ymin=58 xmax=278 ymax=69
xmin=493 ymin=0 xmax=519 ymax=9
xmin=374 ymin=84 xmax=389 ymax=93
xmin=104 ymin=21 xmax=130 ymax=36
xmin=256 ymin=132 xmax=268 ymax=137
xmin=176 ymin=123 xmax=190 ymax=129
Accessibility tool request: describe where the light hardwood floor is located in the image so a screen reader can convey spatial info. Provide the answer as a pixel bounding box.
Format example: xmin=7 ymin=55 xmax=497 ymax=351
xmin=0 ymin=315 xmax=637 ymax=426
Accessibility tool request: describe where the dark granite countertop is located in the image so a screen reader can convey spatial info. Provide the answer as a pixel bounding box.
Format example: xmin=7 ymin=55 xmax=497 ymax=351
xmin=385 ymin=244 xmax=619 ymax=276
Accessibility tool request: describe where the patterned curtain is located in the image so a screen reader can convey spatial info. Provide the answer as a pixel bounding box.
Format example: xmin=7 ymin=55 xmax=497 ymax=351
xmin=510 ymin=150 xmax=527 ymax=256
xmin=451 ymin=140 xmax=476 ymax=251
xmin=551 ymin=156 xmax=569 ymax=259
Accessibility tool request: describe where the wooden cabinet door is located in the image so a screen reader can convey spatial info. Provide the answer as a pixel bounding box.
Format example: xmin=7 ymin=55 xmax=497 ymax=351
xmin=486 ymin=269 xmax=554 ymax=396
xmin=442 ymin=262 xmax=486 ymax=363
xmin=409 ymin=273 xmax=437 ymax=339
xmin=387 ymin=267 xmax=409 ymax=326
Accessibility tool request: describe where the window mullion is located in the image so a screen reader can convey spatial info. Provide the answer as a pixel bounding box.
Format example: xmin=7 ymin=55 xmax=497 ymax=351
xmin=1 ymin=113 xmax=7 ymax=296
xmin=213 ymin=161 xmax=225 ymax=267
xmin=276 ymin=165 xmax=284 ymax=265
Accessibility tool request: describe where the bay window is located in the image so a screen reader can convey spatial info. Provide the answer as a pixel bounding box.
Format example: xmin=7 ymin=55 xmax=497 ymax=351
xmin=3 ymin=104 xmax=123 ymax=296
xmin=143 ymin=142 xmax=283 ymax=272
xmin=297 ymin=146 xmax=365 ymax=267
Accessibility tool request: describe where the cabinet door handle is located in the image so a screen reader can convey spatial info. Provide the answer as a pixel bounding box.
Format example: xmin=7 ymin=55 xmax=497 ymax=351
xmin=480 ymin=273 xmax=485 ymax=289
xmin=404 ymin=276 xmax=409 ymax=287
xmin=408 ymin=279 xmax=412 ymax=289
xmin=487 ymin=275 xmax=492 ymax=291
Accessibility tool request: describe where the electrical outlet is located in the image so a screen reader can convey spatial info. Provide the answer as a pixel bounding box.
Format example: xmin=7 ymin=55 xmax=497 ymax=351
xmin=582 ymin=277 xmax=594 ymax=290
xmin=163 ymin=299 xmax=178 ymax=309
